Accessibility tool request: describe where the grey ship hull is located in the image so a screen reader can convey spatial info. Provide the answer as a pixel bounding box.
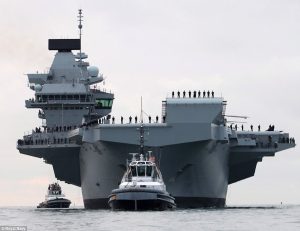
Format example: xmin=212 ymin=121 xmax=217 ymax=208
xmin=80 ymin=140 xmax=229 ymax=209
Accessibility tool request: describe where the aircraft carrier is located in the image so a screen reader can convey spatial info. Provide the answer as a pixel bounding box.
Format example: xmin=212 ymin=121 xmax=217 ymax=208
xmin=17 ymin=10 xmax=296 ymax=209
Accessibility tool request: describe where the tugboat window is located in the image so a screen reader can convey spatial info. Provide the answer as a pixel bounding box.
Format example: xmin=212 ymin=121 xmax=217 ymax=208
xmin=146 ymin=166 xmax=152 ymax=177
xmin=131 ymin=166 xmax=137 ymax=177
xmin=137 ymin=165 xmax=146 ymax=177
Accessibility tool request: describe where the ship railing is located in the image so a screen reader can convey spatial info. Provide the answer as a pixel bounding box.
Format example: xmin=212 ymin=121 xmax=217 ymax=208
xmin=26 ymin=98 xmax=94 ymax=104
xmin=17 ymin=138 xmax=78 ymax=147
xmin=256 ymin=141 xmax=293 ymax=150
xmin=255 ymin=141 xmax=278 ymax=149
xmin=89 ymin=88 xmax=103 ymax=93
xmin=47 ymin=99 xmax=93 ymax=103
xmin=23 ymin=125 xmax=80 ymax=136
xmin=18 ymin=130 xmax=81 ymax=146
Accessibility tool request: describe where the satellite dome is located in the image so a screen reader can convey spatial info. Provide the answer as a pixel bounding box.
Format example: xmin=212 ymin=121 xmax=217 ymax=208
xmin=34 ymin=84 xmax=42 ymax=91
xmin=88 ymin=66 xmax=99 ymax=77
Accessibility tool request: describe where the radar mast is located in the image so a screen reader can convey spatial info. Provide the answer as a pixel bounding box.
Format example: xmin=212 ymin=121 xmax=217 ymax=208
xmin=78 ymin=9 xmax=83 ymax=65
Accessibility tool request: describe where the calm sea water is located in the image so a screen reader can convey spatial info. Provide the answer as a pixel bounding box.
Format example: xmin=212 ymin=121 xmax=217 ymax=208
xmin=0 ymin=205 xmax=299 ymax=231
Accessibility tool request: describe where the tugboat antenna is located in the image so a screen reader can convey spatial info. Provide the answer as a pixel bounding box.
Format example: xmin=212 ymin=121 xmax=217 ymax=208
xmin=78 ymin=9 xmax=83 ymax=64
xmin=129 ymin=153 xmax=137 ymax=161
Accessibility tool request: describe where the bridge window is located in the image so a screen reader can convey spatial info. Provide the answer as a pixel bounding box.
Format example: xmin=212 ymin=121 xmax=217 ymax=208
xmin=80 ymin=95 xmax=86 ymax=102
xmin=42 ymin=95 xmax=47 ymax=102
xmin=95 ymin=99 xmax=113 ymax=109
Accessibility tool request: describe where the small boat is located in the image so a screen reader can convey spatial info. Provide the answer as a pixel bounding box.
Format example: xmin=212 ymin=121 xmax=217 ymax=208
xmin=37 ymin=182 xmax=71 ymax=208
xmin=108 ymin=152 xmax=176 ymax=211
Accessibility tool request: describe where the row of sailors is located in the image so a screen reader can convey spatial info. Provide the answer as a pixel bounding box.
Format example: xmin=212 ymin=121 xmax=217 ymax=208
xmin=230 ymin=124 xmax=264 ymax=131
xmin=30 ymin=115 xmax=168 ymax=134
xmin=172 ymin=90 xmax=215 ymax=98
xmin=230 ymin=124 xmax=275 ymax=132
xmin=48 ymin=183 xmax=61 ymax=191
xmin=229 ymin=124 xmax=296 ymax=144
xmin=18 ymin=135 xmax=295 ymax=147
xmin=112 ymin=116 xmax=166 ymax=124
xmin=32 ymin=125 xmax=78 ymax=134
xmin=83 ymin=116 xmax=166 ymax=126
xmin=48 ymin=183 xmax=62 ymax=195
xmin=18 ymin=137 xmax=72 ymax=146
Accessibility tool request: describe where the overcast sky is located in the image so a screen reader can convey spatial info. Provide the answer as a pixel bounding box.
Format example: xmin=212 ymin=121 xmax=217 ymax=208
xmin=0 ymin=0 xmax=299 ymax=206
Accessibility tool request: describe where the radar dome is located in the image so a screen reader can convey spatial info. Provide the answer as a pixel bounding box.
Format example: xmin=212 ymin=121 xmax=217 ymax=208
xmin=34 ymin=84 xmax=42 ymax=91
xmin=88 ymin=66 xmax=99 ymax=77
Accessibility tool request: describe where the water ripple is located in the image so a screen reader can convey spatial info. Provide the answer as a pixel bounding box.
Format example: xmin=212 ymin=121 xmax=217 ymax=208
xmin=0 ymin=205 xmax=300 ymax=231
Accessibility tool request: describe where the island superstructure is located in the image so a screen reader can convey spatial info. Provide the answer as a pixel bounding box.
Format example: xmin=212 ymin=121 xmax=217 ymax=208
xmin=17 ymin=10 xmax=296 ymax=209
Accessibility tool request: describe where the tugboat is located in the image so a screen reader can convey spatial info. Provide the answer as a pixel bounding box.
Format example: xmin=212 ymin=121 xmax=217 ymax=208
xmin=108 ymin=152 xmax=176 ymax=211
xmin=108 ymin=115 xmax=176 ymax=211
xmin=37 ymin=183 xmax=71 ymax=208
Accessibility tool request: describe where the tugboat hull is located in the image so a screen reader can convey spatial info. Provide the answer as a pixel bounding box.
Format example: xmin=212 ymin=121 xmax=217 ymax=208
xmin=108 ymin=188 xmax=176 ymax=211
